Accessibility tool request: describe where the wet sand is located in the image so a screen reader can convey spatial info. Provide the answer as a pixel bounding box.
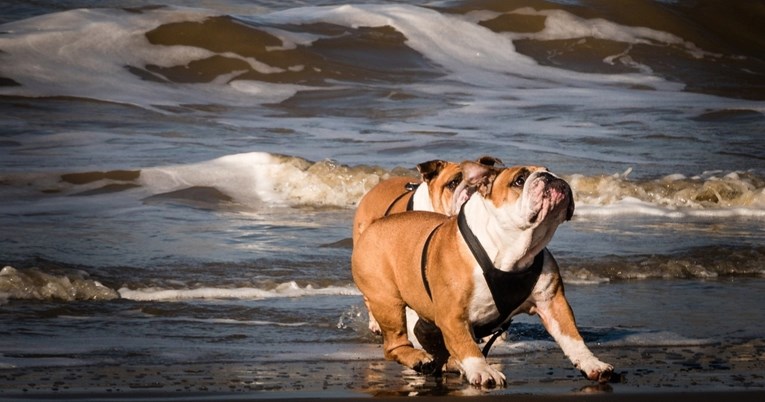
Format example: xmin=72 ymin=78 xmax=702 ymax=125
xmin=1 ymin=339 xmax=762 ymax=401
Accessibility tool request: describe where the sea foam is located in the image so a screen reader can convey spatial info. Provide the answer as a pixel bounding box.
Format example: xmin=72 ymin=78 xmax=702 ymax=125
xmin=0 ymin=7 xmax=307 ymax=110
xmin=118 ymin=280 xmax=360 ymax=302
xmin=570 ymin=169 xmax=765 ymax=218
xmin=139 ymin=152 xmax=391 ymax=208
xmin=266 ymin=4 xmax=674 ymax=90
xmin=5 ymin=150 xmax=763 ymax=217
xmin=473 ymin=7 xmax=718 ymax=59
xmin=0 ymin=266 xmax=119 ymax=304
xmin=139 ymin=152 xmax=765 ymax=217
xmin=0 ymin=265 xmax=360 ymax=304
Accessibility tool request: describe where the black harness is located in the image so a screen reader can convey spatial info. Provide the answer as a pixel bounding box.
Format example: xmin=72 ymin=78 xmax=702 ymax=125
xmin=419 ymin=204 xmax=545 ymax=356
xmin=383 ymin=182 xmax=419 ymax=216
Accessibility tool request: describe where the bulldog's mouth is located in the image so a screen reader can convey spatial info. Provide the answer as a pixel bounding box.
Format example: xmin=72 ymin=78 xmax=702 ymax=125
xmin=526 ymin=174 xmax=574 ymax=224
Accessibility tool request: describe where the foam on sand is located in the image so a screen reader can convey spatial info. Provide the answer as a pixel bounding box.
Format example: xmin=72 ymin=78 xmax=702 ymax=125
xmin=118 ymin=280 xmax=360 ymax=302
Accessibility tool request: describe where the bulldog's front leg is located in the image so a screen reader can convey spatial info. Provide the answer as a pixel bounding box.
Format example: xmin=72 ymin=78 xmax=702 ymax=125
xmin=535 ymin=286 xmax=613 ymax=382
xmin=437 ymin=314 xmax=506 ymax=387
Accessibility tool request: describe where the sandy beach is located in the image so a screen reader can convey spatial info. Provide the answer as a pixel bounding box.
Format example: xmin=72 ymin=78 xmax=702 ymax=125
xmin=1 ymin=338 xmax=762 ymax=401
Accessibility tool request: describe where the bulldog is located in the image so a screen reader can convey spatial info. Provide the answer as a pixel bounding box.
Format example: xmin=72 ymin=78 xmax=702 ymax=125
xmin=353 ymin=156 xmax=502 ymax=334
xmin=352 ymin=156 xmax=503 ymax=245
xmin=351 ymin=161 xmax=613 ymax=387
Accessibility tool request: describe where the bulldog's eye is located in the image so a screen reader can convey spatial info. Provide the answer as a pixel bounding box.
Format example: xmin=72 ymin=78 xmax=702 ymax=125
xmin=512 ymin=173 xmax=527 ymax=188
xmin=447 ymin=173 xmax=463 ymax=190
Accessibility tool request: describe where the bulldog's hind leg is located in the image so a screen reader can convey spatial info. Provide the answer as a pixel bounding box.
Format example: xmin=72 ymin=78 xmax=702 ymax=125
xmin=367 ymin=297 xmax=438 ymax=374
xmin=413 ymin=318 xmax=450 ymax=372
xmin=363 ymin=295 xmax=382 ymax=335
xmin=536 ymin=286 xmax=614 ymax=383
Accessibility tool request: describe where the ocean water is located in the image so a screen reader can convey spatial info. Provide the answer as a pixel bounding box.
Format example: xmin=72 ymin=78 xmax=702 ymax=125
xmin=0 ymin=0 xmax=763 ymax=385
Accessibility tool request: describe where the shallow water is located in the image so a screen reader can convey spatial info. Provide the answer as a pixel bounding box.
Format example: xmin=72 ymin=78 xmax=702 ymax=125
xmin=0 ymin=0 xmax=763 ymax=377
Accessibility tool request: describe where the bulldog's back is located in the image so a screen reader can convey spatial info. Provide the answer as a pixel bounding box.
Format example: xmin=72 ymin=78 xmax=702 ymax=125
xmin=352 ymin=176 xmax=419 ymax=245
xmin=352 ymin=211 xmax=448 ymax=313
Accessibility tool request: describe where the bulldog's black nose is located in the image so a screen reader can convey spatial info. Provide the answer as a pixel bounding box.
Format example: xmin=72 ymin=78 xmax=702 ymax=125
xmin=538 ymin=171 xmax=554 ymax=182
xmin=538 ymin=172 xmax=569 ymax=190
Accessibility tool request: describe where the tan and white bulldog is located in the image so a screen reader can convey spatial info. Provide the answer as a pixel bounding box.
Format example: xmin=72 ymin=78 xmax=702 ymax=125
xmin=353 ymin=160 xmax=459 ymax=246
xmin=353 ymin=156 xmax=502 ymax=334
xmin=352 ymin=156 xmax=503 ymax=245
xmin=351 ymin=161 xmax=613 ymax=387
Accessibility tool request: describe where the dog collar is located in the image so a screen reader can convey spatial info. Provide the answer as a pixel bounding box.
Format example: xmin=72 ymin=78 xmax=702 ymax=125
xmin=457 ymin=204 xmax=545 ymax=337
xmin=382 ymin=182 xmax=420 ymax=216
xmin=405 ymin=182 xmax=419 ymax=211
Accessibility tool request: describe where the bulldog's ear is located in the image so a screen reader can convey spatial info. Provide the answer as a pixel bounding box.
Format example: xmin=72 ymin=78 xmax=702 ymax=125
xmin=566 ymin=188 xmax=575 ymax=221
xmin=477 ymin=155 xmax=504 ymax=167
xmin=416 ymin=159 xmax=448 ymax=183
xmin=461 ymin=160 xmax=500 ymax=197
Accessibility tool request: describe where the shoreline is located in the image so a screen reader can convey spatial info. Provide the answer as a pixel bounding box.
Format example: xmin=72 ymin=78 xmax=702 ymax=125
xmin=1 ymin=340 xmax=762 ymax=401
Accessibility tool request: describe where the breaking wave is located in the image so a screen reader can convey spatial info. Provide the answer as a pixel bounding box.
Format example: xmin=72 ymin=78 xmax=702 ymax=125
xmin=6 ymin=152 xmax=763 ymax=217
xmin=571 ymin=168 xmax=765 ymax=218
xmin=0 ymin=266 xmax=119 ymax=304
xmin=0 ymin=265 xmax=359 ymax=304
xmin=562 ymin=245 xmax=765 ymax=284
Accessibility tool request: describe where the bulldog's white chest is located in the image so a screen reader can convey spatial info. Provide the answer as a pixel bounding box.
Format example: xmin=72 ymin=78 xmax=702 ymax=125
xmin=411 ymin=185 xmax=435 ymax=212
xmin=467 ymin=265 xmax=501 ymax=326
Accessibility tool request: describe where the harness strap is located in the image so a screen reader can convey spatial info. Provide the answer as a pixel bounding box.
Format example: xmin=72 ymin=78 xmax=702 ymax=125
xmin=420 ymin=222 xmax=443 ymax=300
xmin=405 ymin=182 xmax=419 ymax=211
xmin=417 ymin=204 xmax=545 ymax=358
xmin=457 ymin=204 xmax=545 ymax=340
xmin=456 ymin=204 xmax=495 ymax=275
xmin=383 ymin=182 xmax=420 ymax=216
xmin=481 ymin=320 xmax=512 ymax=357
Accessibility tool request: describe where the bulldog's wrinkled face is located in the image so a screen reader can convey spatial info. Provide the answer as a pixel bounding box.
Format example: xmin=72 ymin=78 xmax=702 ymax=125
xmin=459 ymin=161 xmax=574 ymax=270
xmin=417 ymin=160 xmax=465 ymax=216
xmin=491 ymin=166 xmax=575 ymax=229
xmin=418 ymin=156 xmax=503 ymax=216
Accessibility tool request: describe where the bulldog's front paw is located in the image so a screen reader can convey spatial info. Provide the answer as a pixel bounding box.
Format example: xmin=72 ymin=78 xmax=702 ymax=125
xmin=577 ymin=359 xmax=614 ymax=383
xmin=368 ymin=316 xmax=381 ymax=335
xmin=402 ymin=349 xmax=439 ymax=375
xmin=413 ymin=356 xmax=441 ymax=375
xmin=461 ymin=357 xmax=506 ymax=388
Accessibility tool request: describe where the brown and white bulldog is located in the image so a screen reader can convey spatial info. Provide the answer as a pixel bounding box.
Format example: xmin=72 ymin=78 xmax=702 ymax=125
xmin=353 ymin=160 xmax=459 ymax=246
xmin=352 ymin=156 xmax=503 ymax=245
xmin=353 ymin=156 xmax=502 ymax=334
xmin=351 ymin=161 xmax=613 ymax=387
